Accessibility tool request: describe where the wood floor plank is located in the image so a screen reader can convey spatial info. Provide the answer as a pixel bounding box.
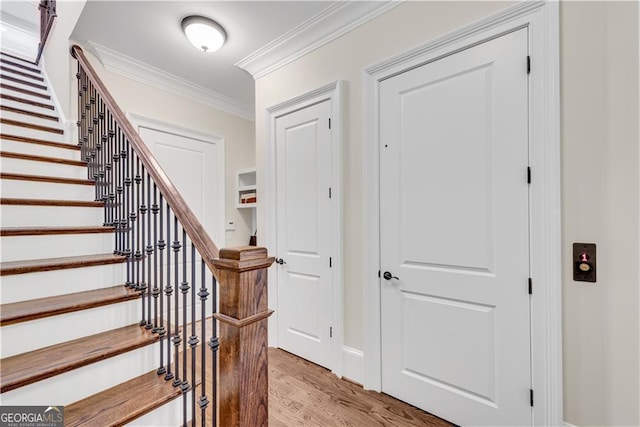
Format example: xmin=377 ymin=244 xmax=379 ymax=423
xmin=0 ymin=253 xmax=125 ymax=276
xmin=0 ymin=324 xmax=158 ymax=393
xmin=267 ymin=348 xmax=453 ymax=427
xmin=0 ymin=285 xmax=139 ymax=326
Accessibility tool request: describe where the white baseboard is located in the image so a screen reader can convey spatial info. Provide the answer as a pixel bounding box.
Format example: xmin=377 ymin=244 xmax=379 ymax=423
xmin=564 ymin=422 xmax=578 ymax=427
xmin=342 ymin=346 xmax=364 ymax=385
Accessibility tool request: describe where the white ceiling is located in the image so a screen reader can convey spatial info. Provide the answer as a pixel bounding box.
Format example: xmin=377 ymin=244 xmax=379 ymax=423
xmin=71 ymin=1 xmax=335 ymax=110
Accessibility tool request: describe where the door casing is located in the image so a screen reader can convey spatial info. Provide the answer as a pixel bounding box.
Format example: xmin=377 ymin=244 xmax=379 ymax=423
xmin=362 ymin=2 xmax=562 ymax=426
xmin=265 ymin=81 xmax=345 ymax=376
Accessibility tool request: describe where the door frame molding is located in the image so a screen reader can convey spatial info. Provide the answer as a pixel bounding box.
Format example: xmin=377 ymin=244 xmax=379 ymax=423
xmin=265 ymin=81 xmax=345 ymax=376
xmin=127 ymin=112 xmax=227 ymax=246
xmin=361 ymin=2 xmax=562 ymax=425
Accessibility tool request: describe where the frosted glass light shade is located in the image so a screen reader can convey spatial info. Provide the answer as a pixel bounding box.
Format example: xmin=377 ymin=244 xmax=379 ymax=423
xmin=181 ymin=16 xmax=226 ymax=53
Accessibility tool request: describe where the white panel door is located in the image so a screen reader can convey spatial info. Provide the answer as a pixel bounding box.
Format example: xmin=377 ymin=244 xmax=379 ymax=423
xmin=139 ymin=127 xmax=224 ymax=245
xmin=380 ymin=29 xmax=531 ymax=426
xmin=275 ymin=100 xmax=333 ymax=369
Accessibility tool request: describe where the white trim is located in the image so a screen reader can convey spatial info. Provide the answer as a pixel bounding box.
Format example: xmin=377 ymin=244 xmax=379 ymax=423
xmin=39 ymin=59 xmax=75 ymax=144
xmin=126 ymin=112 xmax=227 ymax=248
xmin=265 ymin=81 xmax=345 ymax=376
xmin=564 ymin=422 xmax=578 ymax=427
xmin=362 ymin=2 xmax=562 ymax=426
xmin=235 ymin=2 xmax=403 ymax=80
xmin=342 ymin=346 xmax=364 ymax=385
xmin=86 ymin=41 xmax=254 ymax=122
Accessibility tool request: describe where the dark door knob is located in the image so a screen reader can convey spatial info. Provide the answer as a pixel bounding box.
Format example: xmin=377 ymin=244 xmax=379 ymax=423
xmin=383 ymin=271 xmax=399 ymax=280
xmin=275 ymin=258 xmax=286 ymax=265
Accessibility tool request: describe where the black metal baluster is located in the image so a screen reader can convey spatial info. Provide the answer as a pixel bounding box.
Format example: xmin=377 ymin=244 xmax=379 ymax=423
xmin=108 ymin=111 xmax=116 ymax=230
xmin=209 ymin=274 xmax=219 ymax=427
xmin=136 ymin=162 xmax=148 ymax=327
xmin=180 ymin=231 xmax=190 ymax=425
xmin=164 ymin=206 xmax=174 ymax=382
xmin=119 ymin=132 xmax=128 ymax=257
xmin=124 ymin=140 xmax=133 ymax=289
xmin=181 ymin=229 xmax=190 ymax=393
xmin=157 ymin=194 xmax=167 ymax=375
xmin=189 ymin=244 xmax=198 ymax=426
xmin=198 ymin=260 xmax=209 ymax=427
xmin=151 ymin=186 xmax=159 ymax=329
xmin=172 ymin=217 xmax=182 ymax=388
xmin=145 ymin=172 xmax=153 ymax=330
xmin=131 ymin=155 xmax=144 ymax=294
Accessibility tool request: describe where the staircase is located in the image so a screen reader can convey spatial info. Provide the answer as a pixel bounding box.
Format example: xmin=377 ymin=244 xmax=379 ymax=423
xmin=0 ymin=52 xmax=183 ymax=425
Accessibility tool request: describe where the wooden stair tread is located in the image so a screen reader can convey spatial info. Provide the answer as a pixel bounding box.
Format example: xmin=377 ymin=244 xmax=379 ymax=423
xmin=0 ymin=65 xmax=45 ymax=81
xmin=64 ymin=370 xmax=182 ymax=427
xmin=1 ymin=83 xmax=50 ymax=99
xmin=0 ymin=133 xmax=79 ymax=150
xmin=1 ymin=226 xmax=115 ymax=236
xmin=1 ymin=74 xmax=47 ymax=91
xmin=1 ymin=151 xmax=86 ymax=166
xmin=0 ymin=198 xmax=102 ymax=207
xmin=0 ymin=93 xmax=54 ymax=109
xmin=0 ymin=285 xmax=139 ymax=326
xmin=1 ymin=105 xmax=58 ymax=121
xmin=0 ymin=118 xmax=63 ymax=134
xmin=0 ymin=324 xmax=159 ymax=393
xmin=0 ymin=253 xmax=125 ymax=276
xmin=0 ymin=55 xmax=40 ymax=74
xmin=0 ymin=173 xmax=93 ymax=186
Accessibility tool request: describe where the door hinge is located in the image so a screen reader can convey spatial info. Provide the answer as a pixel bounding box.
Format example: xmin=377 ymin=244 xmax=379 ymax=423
xmin=530 ymin=389 xmax=534 ymax=407
xmin=527 ymin=166 xmax=532 ymax=184
xmin=329 ymin=187 xmax=332 ymax=198
xmin=378 ymin=270 xmax=381 ymax=278
xmin=528 ymin=277 xmax=533 ymax=295
xmin=329 ymin=118 xmax=332 ymax=129
xmin=329 ymin=257 xmax=332 ymax=268
xmin=330 ymin=326 xmax=333 ymax=338
xmin=527 ymin=56 xmax=531 ymax=74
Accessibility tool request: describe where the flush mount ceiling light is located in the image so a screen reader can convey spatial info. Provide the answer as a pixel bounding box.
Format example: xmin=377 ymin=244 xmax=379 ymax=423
xmin=181 ymin=15 xmax=226 ymax=53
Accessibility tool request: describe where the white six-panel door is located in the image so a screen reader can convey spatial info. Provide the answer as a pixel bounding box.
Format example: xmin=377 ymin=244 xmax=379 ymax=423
xmin=379 ymin=29 xmax=531 ymax=426
xmin=275 ymin=100 xmax=333 ymax=369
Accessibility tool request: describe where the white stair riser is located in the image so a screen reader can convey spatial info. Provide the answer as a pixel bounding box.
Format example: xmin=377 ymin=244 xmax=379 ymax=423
xmin=1 ymin=263 xmax=125 ymax=303
xmin=0 ymin=88 xmax=52 ymax=106
xmin=0 ymin=205 xmax=105 ymax=228
xmin=0 ymin=78 xmax=49 ymax=97
xmin=0 ymin=344 xmax=160 ymax=406
xmin=0 ymin=157 xmax=88 ymax=179
xmin=0 ymin=110 xmax=61 ymax=129
xmin=1 ymin=232 xmax=115 ymax=262
xmin=0 ymin=124 xmax=66 ymax=143
xmin=1 ymin=300 xmax=142 ymax=358
xmin=0 ymin=138 xmax=79 ymax=160
xmin=0 ymin=98 xmax=56 ymax=117
xmin=131 ymin=393 xmax=186 ymax=426
xmin=0 ymin=179 xmax=95 ymax=201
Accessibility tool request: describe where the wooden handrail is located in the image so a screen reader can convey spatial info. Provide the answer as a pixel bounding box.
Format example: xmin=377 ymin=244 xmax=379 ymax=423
xmin=70 ymin=44 xmax=220 ymax=276
xmin=36 ymin=0 xmax=56 ymax=64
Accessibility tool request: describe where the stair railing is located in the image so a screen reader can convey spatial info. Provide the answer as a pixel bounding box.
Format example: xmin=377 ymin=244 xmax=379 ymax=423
xmin=35 ymin=0 xmax=56 ymax=64
xmin=71 ymin=45 xmax=273 ymax=427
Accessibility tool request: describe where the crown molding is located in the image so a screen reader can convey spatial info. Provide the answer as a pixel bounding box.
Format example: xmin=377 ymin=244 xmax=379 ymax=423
xmin=86 ymin=41 xmax=255 ymax=121
xmin=235 ymin=1 xmax=404 ymax=80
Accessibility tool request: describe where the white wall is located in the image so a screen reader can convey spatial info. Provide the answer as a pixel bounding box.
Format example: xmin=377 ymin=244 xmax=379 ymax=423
xmin=254 ymin=1 xmax=639 ymax=425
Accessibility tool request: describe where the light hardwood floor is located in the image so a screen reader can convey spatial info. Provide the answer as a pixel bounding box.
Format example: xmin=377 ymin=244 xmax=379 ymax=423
xmin=268 ymin=348 xmax=453 ymax=427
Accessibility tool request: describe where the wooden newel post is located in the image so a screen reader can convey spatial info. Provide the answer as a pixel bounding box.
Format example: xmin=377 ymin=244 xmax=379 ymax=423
xmin=212 ymin=246 xmax=275 ymax=427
